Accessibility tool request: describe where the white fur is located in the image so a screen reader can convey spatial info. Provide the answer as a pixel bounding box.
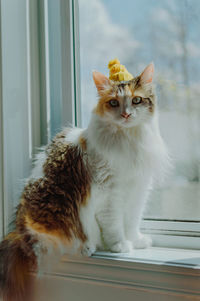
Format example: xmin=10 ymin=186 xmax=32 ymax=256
xmin=64 ymin=107 xmax=169 ymax=255
xmin=30 ymin=147 xmax=47 ymax=180
xmin=65 ymin=127 xmax=84 ymax=145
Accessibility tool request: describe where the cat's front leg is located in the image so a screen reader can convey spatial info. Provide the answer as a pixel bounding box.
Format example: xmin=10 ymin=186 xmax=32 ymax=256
xmin=79 ymin=201 xmax=102 ymax=256
xmin=125 ymin=184 xmax=152 ymax=249
xmin=110 ymin=240 xmax=133 ymax=253
xmin=96 ymin=204 xmax=133 ymax=253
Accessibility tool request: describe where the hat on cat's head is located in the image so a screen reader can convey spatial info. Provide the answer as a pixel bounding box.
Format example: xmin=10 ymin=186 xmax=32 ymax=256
xmin=108 ymin=58 xmax=134 ymax=81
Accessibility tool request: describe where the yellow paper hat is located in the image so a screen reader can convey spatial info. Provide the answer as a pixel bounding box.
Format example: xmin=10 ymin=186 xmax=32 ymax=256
xmin=108 ymin=58 xmax=134 ymax=81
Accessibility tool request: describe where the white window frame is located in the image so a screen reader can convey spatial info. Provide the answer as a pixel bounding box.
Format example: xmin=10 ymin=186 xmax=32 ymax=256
xmin=141 ymin=220 xmax=200 ymax=250
xmin=0 ymin=0 xmax=37 ymax=235
xmin=0 ymin=0 xmax=81 ymax=236
xmin=0 ymin=11 xmax=3 ymax=240
xmin=40 ymin=0 xmax=81 ymax=140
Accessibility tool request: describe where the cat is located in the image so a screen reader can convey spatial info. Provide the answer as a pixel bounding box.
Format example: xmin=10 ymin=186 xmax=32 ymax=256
xmin=0 ymin=63 xmax=169 ymax=301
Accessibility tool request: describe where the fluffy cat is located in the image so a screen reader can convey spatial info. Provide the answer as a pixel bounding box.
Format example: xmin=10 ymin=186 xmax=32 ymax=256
xmin=0 ymin=63 xmax=169 ymax=301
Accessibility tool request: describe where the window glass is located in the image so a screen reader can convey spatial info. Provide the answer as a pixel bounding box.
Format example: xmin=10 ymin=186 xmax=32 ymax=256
xmin=79 ymin=0 xmax=200 ymax=221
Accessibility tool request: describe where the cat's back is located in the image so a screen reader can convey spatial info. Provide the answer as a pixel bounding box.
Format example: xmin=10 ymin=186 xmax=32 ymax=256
xmin=18 ymin=127 xmax=91 ymax=241
xmin=30 ymin=127 xmax=87 ymax=180
xmin=24 ymin=126 xmax=91 ymax=216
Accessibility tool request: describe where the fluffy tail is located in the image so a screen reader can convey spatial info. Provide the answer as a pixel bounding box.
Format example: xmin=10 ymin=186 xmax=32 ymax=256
xmin=0 ymin=231 xmax=38 ymax=301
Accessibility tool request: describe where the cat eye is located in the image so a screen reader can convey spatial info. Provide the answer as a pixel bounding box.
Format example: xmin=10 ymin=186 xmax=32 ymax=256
xmin=109 ymin=99 xmax=119 ymax=107
xmin=132 ymin=96 xmax=142 ymax=105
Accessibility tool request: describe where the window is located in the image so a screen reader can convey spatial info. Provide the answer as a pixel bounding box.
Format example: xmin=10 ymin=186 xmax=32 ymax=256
xmin=78 ymin=0 xmax=200 ymax=248
xmin=0 ymin=0 xmax=199 ymax=249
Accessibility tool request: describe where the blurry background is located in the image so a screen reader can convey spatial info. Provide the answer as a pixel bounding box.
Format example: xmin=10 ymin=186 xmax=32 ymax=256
xmin=79 ymin=0 xmax=200 ymax=221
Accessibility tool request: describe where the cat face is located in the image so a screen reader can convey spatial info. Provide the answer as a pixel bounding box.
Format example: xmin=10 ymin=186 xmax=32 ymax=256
xmin=93 ymin=63 xmax=156 ymax=128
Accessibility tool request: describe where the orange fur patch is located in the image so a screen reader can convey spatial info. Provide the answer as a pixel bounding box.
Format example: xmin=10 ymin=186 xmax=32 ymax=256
xmin=79 ymin=136 xmax=87 ymax=151
xmin=94 ymin=95 xmax=113 ymax=116
xmin=25 ymin=215 xmax=71 ymax=246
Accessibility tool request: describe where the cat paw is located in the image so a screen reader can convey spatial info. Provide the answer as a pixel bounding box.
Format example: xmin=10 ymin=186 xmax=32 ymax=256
xmin=81 ymin=243 xmax=96 ymax=257
xmin=110 ymin=240 xmax=133 ymax=253
xmin=133 ymin=234 xmax=152 ymax=249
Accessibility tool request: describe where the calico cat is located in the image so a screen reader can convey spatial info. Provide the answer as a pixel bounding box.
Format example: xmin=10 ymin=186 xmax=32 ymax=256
xmin=0 ymin=63 xmax=169 ymax=301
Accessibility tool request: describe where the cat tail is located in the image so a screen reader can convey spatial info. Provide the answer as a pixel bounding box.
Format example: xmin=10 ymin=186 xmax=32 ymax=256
xmin=0 ymin=231 xmax=38 ymax=301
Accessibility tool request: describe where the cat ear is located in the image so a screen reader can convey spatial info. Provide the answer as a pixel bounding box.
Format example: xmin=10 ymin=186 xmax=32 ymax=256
xmin=139 ymin=63 xmax=154 ymax=85
xmin=93 ymin=71 xmax=110 ymax=93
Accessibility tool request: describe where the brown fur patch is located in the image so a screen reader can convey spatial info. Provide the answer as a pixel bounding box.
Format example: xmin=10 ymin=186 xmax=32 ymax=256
xmin=20 ymin=134 xmax=91 ymax=243
xmin=143 ymin=97 xmax=154 ymax=113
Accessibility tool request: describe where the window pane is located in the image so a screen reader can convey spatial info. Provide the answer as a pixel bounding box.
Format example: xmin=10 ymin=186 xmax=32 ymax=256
xmin=79 ymin=0 xmax=200 ymax=221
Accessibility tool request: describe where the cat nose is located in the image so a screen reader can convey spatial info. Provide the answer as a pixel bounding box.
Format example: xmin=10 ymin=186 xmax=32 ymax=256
xmin=121 ymin=112 xmax=131 ymax=119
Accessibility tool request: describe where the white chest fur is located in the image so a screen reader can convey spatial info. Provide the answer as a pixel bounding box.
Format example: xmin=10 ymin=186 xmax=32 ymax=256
xmin=86 ymin=113 xmax=167 ymax=187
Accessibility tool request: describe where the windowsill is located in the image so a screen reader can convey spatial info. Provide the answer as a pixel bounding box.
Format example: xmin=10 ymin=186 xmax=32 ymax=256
xmin=43 ymin=247 xmax=200 ymax=299
xmin=93 ymin=247 xmax=200 ymax=269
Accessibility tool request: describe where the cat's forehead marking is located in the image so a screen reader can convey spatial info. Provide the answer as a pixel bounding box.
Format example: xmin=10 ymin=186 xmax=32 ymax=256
xmin=109 ymin=92 xmax=116 ymax=98
xmin=116 ymin=83 xmax=132 ymax=98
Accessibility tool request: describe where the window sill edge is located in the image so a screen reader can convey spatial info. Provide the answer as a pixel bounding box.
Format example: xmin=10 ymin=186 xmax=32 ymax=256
xmin=45 ymin=247 xmax=200 ymax=298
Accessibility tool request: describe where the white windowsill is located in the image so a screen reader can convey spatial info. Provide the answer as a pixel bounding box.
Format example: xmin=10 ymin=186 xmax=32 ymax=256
xmin=94 ymin=247 xmax=200 ymax=268
xmin=40 ymin=247 xmax=200 ymax=300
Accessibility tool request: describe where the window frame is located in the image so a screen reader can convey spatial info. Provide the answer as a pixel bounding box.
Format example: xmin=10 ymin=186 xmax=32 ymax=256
xmin=0 ymin=0 xmax=35 ymax=235
xmin=0 ymin=2 xmax=3 ymax=239
xmin=0 ymin=0 xmax=80 ymax=237
xmin=41 ymin=0 xmax=81 ymax=140
xmin=141 ymin=220 xmax=200 ymax=249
